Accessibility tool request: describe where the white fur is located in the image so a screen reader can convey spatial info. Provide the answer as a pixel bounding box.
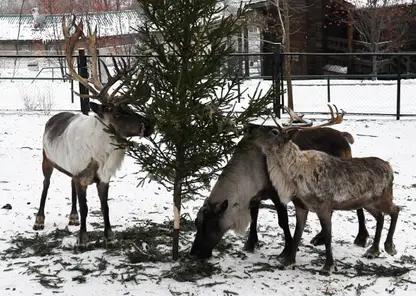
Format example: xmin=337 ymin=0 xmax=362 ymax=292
xmin=267 ymin=163 xmax=295 ymax=205
xmin=43 ymin=114 xmax=125 ymax=183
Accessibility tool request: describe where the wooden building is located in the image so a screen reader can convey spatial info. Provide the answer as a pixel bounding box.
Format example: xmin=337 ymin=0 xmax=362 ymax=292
xmin=248 ymin=0 xmax=326 ymax=75
xmin=248 ymin=0 xmax=416 ymax=76
xmin=0 ymin=10 xmax=143 ymax=56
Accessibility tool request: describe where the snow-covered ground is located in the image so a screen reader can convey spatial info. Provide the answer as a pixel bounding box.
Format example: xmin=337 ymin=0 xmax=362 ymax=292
xmin=0 ymin=67 xmax=416 ymax=296
xmin=0 ymin=64 xmax=415 ymax=117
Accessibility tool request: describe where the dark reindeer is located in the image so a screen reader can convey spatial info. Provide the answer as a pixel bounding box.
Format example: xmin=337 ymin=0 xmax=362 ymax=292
xmin=249 ymin=119 xmax=399 ymax=275
xmin=33 ymin=16 xmax=154 ymax=245
xmin=190 ymin=106 xmax=369 ymax=259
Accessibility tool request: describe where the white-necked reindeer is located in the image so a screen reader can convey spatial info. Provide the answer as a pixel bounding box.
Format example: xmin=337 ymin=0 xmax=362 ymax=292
xmin=33 ymin=16 xmax=154 ymax=245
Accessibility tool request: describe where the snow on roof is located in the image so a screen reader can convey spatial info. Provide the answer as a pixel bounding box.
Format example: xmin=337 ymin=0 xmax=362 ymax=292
xmin=351 ymin=0 xmax=415 ymax=8
xmin=0 ymin=10 xmax=143 ymax=42
xmin=323 ymin=64 xmax=348 ymax=74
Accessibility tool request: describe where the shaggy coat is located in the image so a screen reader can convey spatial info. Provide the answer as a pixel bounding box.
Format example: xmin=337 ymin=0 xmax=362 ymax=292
xmin=189 ymin=125 xmax=369 ymax=259
xmin=252 ymin=125 xmax=399 ymax=274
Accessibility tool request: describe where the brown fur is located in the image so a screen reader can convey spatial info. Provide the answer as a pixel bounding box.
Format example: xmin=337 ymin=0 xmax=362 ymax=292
xmin=250 ymin=125 xmax=400 ymax=275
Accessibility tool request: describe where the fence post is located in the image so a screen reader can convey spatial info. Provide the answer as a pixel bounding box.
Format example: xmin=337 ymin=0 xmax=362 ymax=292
xmin=96 ymin=48 xmax=102 ymax=83
xmin=280 ymin=51 xmax=284 ymax=111
xmin=396 ymin=55 xmax=401 ymax=120
xmin=70 ymin=79 xmax=74 ymax=104
xmin=77 ymin=49 xmax=90 ymax=115
xmin=272 ymin=44 xmax=282 ymax=118
xmin=327 ymin=77 xmax=331 ymax=103
xmin=243 ymin=26 xmax=249 ymax=77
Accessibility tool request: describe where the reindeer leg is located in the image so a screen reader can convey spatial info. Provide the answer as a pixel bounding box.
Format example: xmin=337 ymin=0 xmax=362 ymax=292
xmin=96 ymin=181 xmax=113 ymax=243
xmin=354 ymin=208 xmax=369 ymax=247
xmin=317 ymin=209 xmax=336 ymax=275
xmin=281 ymin=204 xmax=308 ymax=269
xmin=244 ymin=198 xmax=261 ymax=252
xmin=68 ymin=179 xmax=80 ymax=226
xmin=272 ymin=194 xmax=293 ymax=258
xmin=384 ymin=203 xmax=399 ymax=256
xmin=73 ymin=179 xmax=89 ymax=246
xmin=34 ymin=151 xmax=54 ymax=231
xmin=310 ymin=210 xmax=334 ymax=246
xmin=363 ymin=206 xmax=384 ymax=259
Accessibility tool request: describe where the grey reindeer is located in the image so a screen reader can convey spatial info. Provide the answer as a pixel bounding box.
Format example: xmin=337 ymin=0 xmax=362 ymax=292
xmin=248 ymin=117 xmax=400 ymax=275
xmin=33 ymin=16 xmax=154 ymax=245
xmin=190 ymin=106 xmax=369 ymax=259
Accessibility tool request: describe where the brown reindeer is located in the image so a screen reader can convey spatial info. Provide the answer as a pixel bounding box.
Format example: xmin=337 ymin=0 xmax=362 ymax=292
xmin=33 ymin=16 xmax=154 ymax=245
xmin=248 ymin=114 xmax=400 ymax=275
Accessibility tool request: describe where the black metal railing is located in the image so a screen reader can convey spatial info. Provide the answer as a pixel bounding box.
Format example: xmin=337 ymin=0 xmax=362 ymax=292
xmin=0 ymin=51 xmax=415 ymax=119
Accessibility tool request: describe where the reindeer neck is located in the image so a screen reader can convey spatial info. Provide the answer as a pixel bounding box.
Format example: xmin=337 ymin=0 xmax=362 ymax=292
xmin=268 ymin=141 xmax=305 ymax=177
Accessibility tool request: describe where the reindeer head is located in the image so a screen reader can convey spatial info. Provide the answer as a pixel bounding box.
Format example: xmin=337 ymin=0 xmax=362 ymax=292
xmin=89 ymin=102 xmax=154 ymax=138
xmin=62 ymin=15 xmax=154 ymax=139
xmin=190 ymin=200 xmax=229 ymax=259
xmin=247 ymin=105 xmax=346 ymax=152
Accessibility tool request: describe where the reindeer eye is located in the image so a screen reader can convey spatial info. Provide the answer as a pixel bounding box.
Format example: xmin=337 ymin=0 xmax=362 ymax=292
xmin=114 ymin=112 xmax=122 ymax=118
xmin=270 ymin=129 xmax=279 ymax=136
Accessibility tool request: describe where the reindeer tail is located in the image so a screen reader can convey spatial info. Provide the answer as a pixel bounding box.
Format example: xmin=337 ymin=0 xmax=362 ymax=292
xmin=342 ymin=132 xmax=355 ymax=145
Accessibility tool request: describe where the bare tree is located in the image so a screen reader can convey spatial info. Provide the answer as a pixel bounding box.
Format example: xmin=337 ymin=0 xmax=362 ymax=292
xmin=248 ymin=0 xmax=311 ymax=110
xmin=327 ymin=0 xmax=415 ymax=76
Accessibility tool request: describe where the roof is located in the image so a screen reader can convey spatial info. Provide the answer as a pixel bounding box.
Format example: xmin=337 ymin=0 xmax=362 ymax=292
xmin=346 ymin=0 xmax=414 ymax=8
xmin=0 ymin=10 xmax=143 ymax=42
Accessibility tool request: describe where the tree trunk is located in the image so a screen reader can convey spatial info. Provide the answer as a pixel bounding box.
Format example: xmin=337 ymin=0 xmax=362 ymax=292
xmin=283 ymin=0 xmax=294 ymax=110
xmin=370 ymin=7 xmax=378 ymax=81
xmin=172 ymin=171 xmax=182 ymax=260
xmin=285 ymin=61 xmax=294 ymax=110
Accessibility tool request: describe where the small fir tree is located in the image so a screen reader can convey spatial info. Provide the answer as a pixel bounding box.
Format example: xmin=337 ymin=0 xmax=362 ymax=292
xmin=121 ymin=0 xmax=275 ymax=260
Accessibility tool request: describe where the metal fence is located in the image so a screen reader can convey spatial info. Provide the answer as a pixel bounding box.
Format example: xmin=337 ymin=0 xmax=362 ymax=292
xmin=0 ymin=51 xmax=415 ymax=119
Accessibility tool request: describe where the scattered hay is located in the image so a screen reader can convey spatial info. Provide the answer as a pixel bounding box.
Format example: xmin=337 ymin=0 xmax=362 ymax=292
xmin=396 ymin=255 xmax=416 ymax=265
xmin=246 ymin=262 xmax=280 ymax=273
xmin=161 ymin=260 xmax=222 ymax=282
xmin=22 ymin=264 xmax=64 ymax=289
xmin=1 ymin=228 xmax=72 ymax=259
xmin=354 ymin=260 xmax=411 ymax=277
xmin=1 ymin=216 xmax=206 ymax=287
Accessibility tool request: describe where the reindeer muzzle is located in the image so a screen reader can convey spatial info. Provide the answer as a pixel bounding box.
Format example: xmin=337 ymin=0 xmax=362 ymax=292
xmin=142 ymin=123 xmax=154 ymax=138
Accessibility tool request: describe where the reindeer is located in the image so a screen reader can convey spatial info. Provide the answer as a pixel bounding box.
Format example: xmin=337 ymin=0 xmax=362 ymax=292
xmin=190 ymin=106 xmax=369 ymax=259
xmin=33 ymin=16 xmax=154 ymax=246
xmin=248 ymin=115 xmax=399 ymax=275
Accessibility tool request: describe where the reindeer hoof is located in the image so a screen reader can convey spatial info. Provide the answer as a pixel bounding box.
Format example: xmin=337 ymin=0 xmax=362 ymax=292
xmin=275 ymin=245 xmax=294 ymax=259
xmin=363 ymin=247 xmax=380 ymax=259
xmin=77 ymin=232 xmax=89 ymax=246
xmin=310 ymin=232 xmax=325 ymax=246
xmin=33 ymin=223 xmax=44 ymax=231
xmin=104 ymin=229 xmax=114 ymax=242
xmin=319 ymin=263 xmax=337 ymax=276
xmin=243 ymin=240 xmax=258 ymax=253
xmin=33 ymin=216 xmax=45 ymax=231
xmin=277 ymin=255 xmax=296 ymax=270
xmin=68 ymin=214 xmax=80 ymax=226
xmin=384 ymin=242 xmax=397 ymax=256
xmin=354 ymin=231 xmax=369 ymax=248
xmin=278 ymin=261 xmax=296 ymax=270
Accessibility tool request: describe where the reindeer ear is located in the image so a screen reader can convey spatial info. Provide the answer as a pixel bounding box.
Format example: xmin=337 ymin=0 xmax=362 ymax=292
xmin=89 ymin=102 xmax=103 ymax=117
xmin=284 ymin=129 xmax=299 ymax=141
xmin=243 ymin=123 xmax=257 ymax=135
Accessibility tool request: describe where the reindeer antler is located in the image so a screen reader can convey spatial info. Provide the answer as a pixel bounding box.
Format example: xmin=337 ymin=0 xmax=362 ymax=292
xmin=273 ymin=104 xmax=345 ymax=131
xmin=282 ymin=106 xmax=312 ymax=127
xmin=62 ymin=15 xmax=144 ymax=105
xmin=62 ymin=15 xmax=100 ymax=98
